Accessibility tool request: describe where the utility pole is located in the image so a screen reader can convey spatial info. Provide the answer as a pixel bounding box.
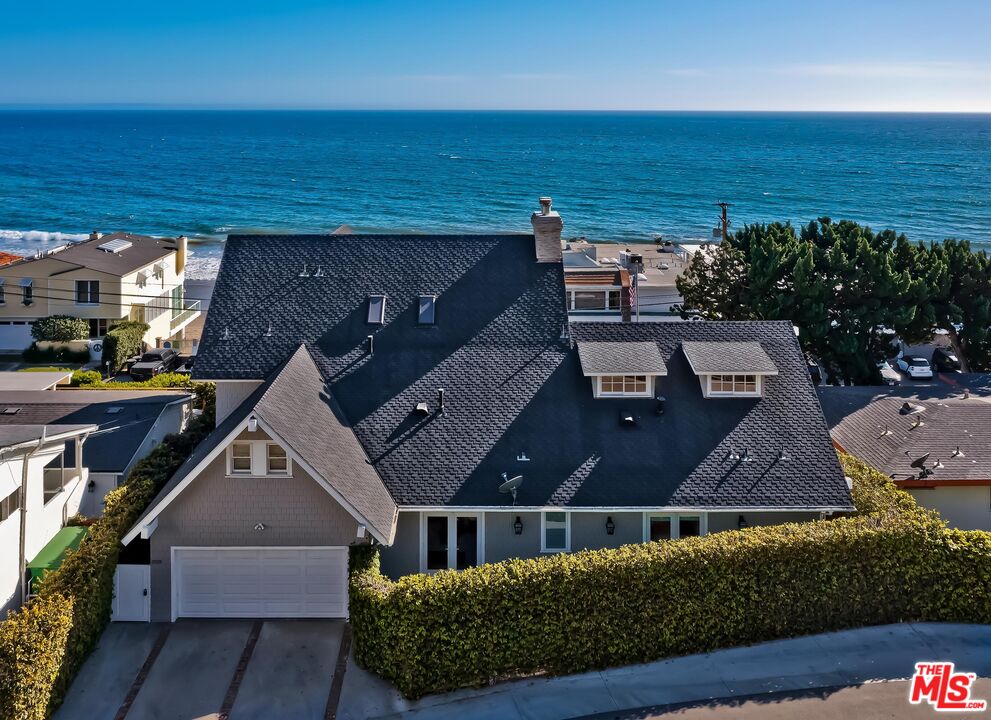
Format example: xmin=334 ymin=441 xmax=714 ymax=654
xmin=716 ymin=201 xmax=732 ymax=240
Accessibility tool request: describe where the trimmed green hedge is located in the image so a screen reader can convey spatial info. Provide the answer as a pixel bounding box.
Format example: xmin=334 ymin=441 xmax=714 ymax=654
xmin=22 ymin=344 xmax=89 ymax=365
xmin=101 ymin=321 xmax=149 ymax=374
xmin=0 ymin=389 xmax=215 ymax=719
xmin=31 ymin=316 xmax=88 ymax=343
xmin=350 ymin=456 xmax=991 ymax=698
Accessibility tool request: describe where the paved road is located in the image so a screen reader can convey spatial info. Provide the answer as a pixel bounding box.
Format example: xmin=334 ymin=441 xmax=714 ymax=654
xmin=597 ymin=679 xmax=991 ymax=719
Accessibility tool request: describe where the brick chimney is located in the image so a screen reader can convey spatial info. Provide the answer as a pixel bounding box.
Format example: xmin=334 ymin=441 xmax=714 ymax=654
xmin=531 ymin=197 xmax=563 ymax=262
xmin=89 ymin=230 xmax=101 ymax=242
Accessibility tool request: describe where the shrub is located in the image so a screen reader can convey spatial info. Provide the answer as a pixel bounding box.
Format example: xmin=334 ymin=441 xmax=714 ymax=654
xmin=18 ymin=367 xmax=73 ymax=373
xmin=350 ymin=455 xmax=991 ymax=698
xmin=69 ymin=370 xmax=102 ymax=387
xmin=101 ymin=321 xmax=149 ymax=374
xmin=0 ymin=388 xmax=215 ymax=719
xmin=30 ymin=316 xmax=88 ymax=343
xmin=22 ymin=344 xmax=90 ymax=365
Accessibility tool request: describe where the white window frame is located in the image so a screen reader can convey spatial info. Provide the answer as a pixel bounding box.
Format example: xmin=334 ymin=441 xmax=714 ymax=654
xmin=418 ymin=512 xmax=485 ymax=573
xmin=596 ymin=375 xmax=652 ymax=398
xmin=568 ymin=286 xmax=622 ymax=312
xmin=265 ymin=443 xmax=291 ymax=476
xmin=642 ymin=512 xmax=708 ymax=541
xmin=228 ymin=442 xmax=253 ymax=475
xmin=540 ymin=510 xmax=571 ymax=552
xmin=367 ymin=295 xmax=386 ymax=324
xmin=706 ymin=374 xmax=761 ymax=398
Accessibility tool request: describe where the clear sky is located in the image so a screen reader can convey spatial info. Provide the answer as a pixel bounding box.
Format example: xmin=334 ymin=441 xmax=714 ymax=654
xmin=2 ymin=0 xmax=989 ymax=111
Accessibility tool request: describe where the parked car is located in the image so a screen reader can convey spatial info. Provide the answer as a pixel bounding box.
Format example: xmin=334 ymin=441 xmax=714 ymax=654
xmin=129 ymin=348 xmax=181 ymax=380
xmin=877 ymin=360 xmax=901 ymax=385
xmin=932 ymin=347 xmax=962 ymax=373
xmin=896 ymin=355 xmax=934 ymax=380
xmin=174 ymin=355 xmax=195 ymax=375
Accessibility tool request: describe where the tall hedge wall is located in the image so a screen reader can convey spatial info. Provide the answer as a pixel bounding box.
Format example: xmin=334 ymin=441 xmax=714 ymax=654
xmin=101 ymin=321 xmax=149 ymax=374
xmin=350 ymin=456 xmax=991 ymax=698
xmin=0 ymin=394 xmax=215 ymax=719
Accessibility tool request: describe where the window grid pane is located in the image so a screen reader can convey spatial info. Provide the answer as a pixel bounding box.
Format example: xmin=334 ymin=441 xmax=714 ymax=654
xmin=232 ymin=443 xmax=252 ymax=473
xmin=267 ymin=445 xmax=288 ymax=474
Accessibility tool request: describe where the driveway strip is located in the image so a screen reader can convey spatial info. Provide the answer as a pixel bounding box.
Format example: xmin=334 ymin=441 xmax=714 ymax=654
xmin=112 ymin=626 xmax=172 ymax=720
xmin=219 ymin=620 xmax=264 ymax=718
xmin=324 ymin=623 xmax=353 ymax=720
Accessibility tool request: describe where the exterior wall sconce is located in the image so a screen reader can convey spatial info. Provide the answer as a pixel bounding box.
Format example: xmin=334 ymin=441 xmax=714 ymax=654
xmin=605 ymin=516 xmax=616 ymax=535
xmin=513 ymin=516 xmax=523 ymax=535
xmin=737 ymin=515 xmax=748 ymax=530
xmin=248 ymin=415 xmax=258 ymax=432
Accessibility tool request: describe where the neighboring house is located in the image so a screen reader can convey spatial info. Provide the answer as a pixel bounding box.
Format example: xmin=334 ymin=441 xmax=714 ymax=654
xmin=0 ymin=231 xmax=200 ymax=352
xmin=0 ymin=370 xmax=72 ymax=391
xmin=819 ymin=384 xmax=991 ymax=530
xmin=564 ymin=241 xmax=688 ymax=320
xmin=0 ymin=390 xmax=192 ymax=516
xmin=121 ymin=199 xmax=851 ymax=622
xmin=0 ymin=423 xmax=95 ymax=612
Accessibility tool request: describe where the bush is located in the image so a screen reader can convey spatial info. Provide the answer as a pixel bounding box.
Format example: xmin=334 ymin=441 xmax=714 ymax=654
xmin=69 ymin=370 xmax=102 ymax=387
xmin=18 ymin=367 xmax=73 ymax=373
xmin=350 ymin=456 xmax=991 ymax=698
xmin=0 ymin=388 xmax=215 ymax=719
xmin=101 ymin=321 xmax=149 ymax=374
xmin=22 ymin=344 xmax=90 ymax=365
xmin=31 ymin=316 xmax=88 ymax=343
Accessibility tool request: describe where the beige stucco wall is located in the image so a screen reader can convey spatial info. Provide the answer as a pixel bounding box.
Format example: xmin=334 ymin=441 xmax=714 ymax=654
xmin=148 ymin=427 xmax=360 ymax=621
xmin=908 ymin=486 xmax=991 ymax=531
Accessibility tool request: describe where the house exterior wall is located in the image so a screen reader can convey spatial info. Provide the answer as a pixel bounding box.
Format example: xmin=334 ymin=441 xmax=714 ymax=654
xmin=378 ymin=509 xmax=822 ymax=579
xmin=214 ymin=380 xmax=264 ymax=425
xmin=907 ymin=486 xmax=991 ymax=531
xmin=148 ymin=427 xmax=360 ymax=621
xmin=121 ymin=254 xmax=188 ymax=345
xmin=1 ymin=445 xmax=86 ymax=613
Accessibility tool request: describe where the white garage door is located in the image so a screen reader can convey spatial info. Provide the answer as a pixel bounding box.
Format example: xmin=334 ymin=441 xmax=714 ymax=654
xmin=173 ymin=547 xmax=348 ymax=619
xmin=0 ymin=321 xmax=35 ymax=351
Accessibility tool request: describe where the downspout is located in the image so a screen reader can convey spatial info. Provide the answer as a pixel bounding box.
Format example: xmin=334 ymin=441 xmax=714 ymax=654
xmin=18 ymin=426 xmax=47 ymax=605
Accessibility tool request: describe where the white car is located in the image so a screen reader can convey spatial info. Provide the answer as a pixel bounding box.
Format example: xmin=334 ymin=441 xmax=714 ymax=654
xmin=896 ymin=356 xmax=934 ymax=380
xmin=877 ymin=360 xmax=901 ymax=385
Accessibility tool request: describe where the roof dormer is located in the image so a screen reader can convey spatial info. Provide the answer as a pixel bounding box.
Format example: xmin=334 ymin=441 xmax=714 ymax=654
xmin=577 ymin=341 xmax=667 ymax=398
xmin=681 ymin=341 xmax=778 ymax=398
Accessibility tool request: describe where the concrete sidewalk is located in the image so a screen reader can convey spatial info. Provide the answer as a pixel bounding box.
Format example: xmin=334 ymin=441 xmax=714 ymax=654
xmin=338 ymin=623 xmax=991 ymax=720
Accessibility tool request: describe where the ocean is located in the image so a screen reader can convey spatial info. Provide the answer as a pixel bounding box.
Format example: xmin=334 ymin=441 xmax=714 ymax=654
xmin=0 ymin=110 xmax=989 ymax=278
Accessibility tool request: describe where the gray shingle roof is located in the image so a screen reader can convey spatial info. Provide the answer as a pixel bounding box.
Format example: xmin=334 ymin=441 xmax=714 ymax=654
xmin=819 ymin=385 xmax=991 ymax=481
xmin=7 ymin=232 xmax=178 ymax=277
xmin=0 ymin=390 xmax=190 ymax=472
xmin=682 ymin=341 xmax=778 ymax=375
xmin=192 ymin=235 xmax=848 ymax=511
xmin=577 ymin=342 xmax=667 ymax=376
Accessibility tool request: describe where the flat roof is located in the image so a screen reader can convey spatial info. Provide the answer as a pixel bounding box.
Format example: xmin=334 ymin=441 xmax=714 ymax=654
xmin=0 ymin=371 xmax=73 ymax=392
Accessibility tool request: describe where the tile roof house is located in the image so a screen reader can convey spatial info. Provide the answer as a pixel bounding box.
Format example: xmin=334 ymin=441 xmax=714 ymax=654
xmin=819 ymin=384 xmax=991 ymax=530
xmin=0 ymin=232 xmax=200 ymax=352
xmin=123 ymin=199 xmax=851 ymax=622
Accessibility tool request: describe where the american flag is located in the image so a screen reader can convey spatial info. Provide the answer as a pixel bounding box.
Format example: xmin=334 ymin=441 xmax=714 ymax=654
xmin=629 ymin=272 xmax=638 ymax=319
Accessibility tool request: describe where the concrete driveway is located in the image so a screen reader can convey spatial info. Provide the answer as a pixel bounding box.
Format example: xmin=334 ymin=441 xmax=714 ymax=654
xmin=55 ymin=619 xmax=347 ymax=720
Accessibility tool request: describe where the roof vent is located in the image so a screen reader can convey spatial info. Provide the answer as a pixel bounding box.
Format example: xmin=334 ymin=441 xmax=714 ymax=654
xmin=900 ymin=402 xmax=925 ymax=415
xmin=98 ymin=238 xmax=132 ymax=254
xmin=414 ymin=402 xmax=429 ymax=416
xmin=0 ymin=407 xmax=20 ymax=415
xmin=619 ymin=410 xmax=637 ymax=427
xmin=105 ymin=407 xmax=123 ymax=415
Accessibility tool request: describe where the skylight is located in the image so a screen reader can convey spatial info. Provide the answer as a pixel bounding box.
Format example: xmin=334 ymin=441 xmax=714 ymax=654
xmin=418 ymin=295 xmax=436 ymax=325
xmin=367 ymin=295 xmax=386 ymax=324
xmin=98 ymin=238 xmax=132 ymax=254
xmin=1 ymin=408 xmax=20 ymax=415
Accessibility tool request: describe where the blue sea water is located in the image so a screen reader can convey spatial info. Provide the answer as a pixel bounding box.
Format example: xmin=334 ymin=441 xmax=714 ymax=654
xmin=0 ymin=110 xmax=989 ymax=276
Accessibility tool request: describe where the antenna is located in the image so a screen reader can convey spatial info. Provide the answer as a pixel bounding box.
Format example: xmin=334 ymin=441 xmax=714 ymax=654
xmin=298 ymin=263 xmax=310 ymax=278
xmin=498 ymin=473 xmax=524 ymax=505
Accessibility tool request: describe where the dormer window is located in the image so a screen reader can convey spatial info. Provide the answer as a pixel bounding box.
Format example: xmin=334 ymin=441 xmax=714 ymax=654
xmin=681 ymin=342 xmax=777 ymax=398
xmin=577 ymin=341 xmax=667 ymax=398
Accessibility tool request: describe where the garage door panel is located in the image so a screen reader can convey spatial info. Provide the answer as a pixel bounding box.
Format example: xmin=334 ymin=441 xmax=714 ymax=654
xmin=174 ymin=547 xmax=348 ymax=619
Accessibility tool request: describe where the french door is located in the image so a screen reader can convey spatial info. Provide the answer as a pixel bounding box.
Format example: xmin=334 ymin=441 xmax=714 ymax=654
xmin=421 ymin=513 xmax=483 ymax=572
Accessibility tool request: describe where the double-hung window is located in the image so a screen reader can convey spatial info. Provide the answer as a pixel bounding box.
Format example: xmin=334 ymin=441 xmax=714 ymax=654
xmin=266 ymin=444 xmax=289 ymax=475
xmin=541 ymin=511 xmax=570 ymax=552
xmin=230 ymin=442 xmax=252 ymax=474
xmin=76 ymin=280 xmax=100 ymax=304
xmin=20 ymin=279 xmax=32 ymax=305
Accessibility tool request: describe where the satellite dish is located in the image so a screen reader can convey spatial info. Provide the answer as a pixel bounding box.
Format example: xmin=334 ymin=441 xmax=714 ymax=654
xmin=498 ymin=474 xmax=524 ymax=504
xmin=909 ymin=452 xmax=930 ymax=470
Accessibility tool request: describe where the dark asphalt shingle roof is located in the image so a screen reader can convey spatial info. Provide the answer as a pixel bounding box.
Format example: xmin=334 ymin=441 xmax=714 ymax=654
xmin=682 ymin=341 xmax=779 ymax=375
xmin=819 ymin=385 xmax=991 ymax=481
xmin=0 ymin=424 xmax=95 ymax=450
xmin=195 ymin=234 xmax=847 ymax=511
xmin=577 ymin=341 xmax=667 ymax=375
xmin=0 ymin=391 xmax=190 ymax=472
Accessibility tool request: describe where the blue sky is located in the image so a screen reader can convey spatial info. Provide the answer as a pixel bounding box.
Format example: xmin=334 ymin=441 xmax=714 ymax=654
xmin=2 ymin=0 xmax=989 ymax=110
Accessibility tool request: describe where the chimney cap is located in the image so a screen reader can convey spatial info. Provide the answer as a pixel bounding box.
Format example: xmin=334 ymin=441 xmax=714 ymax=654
xmin=539 ymin=197 xmax=553 ymax=215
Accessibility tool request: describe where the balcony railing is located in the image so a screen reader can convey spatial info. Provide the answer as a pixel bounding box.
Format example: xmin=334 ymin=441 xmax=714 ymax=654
xmin=170 ymin=299 xmax=201 ymax=332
